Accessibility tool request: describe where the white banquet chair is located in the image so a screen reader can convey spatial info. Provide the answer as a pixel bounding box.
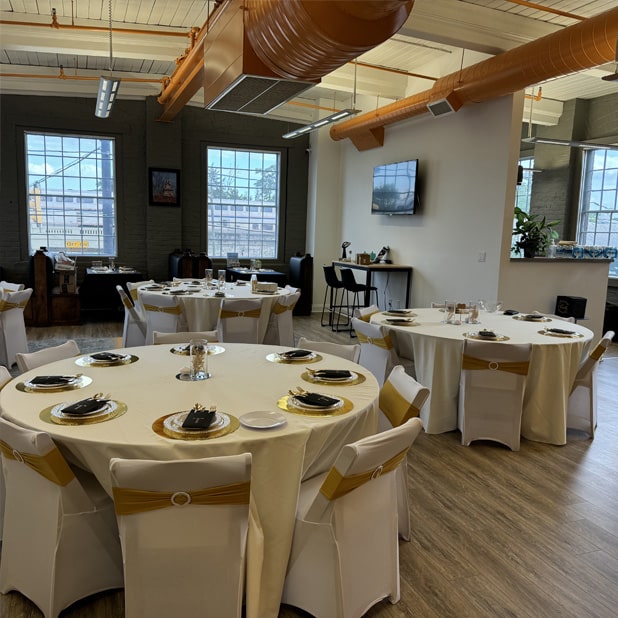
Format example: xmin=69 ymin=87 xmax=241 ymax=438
xmin=458 ymin=340 xmax=532 ymax=451
xmin=354 ymin=303 xmax=381 ymax=321
xmin=351 ymin=317 xmax=400 ymax=387
xmin=217 ymin=298 xmax=262 ymax=343
xmin=15 ymin=339 xmax=81 ymax=373
xmin=0 ymin=365 xmax=12 ymax=542
xmin=282 ymin=418 xmax=424 ymax=618
xmin=0 ymin=417 xmax=123 ymax=618
xmin=379 ymin=365 xmax=429 ymax=540
xmin=153 ymin=330 xmax=219 ymax=344
xmin=116 ymin=285 xmax=147 ymax=347
xmin=126 ymin=279 xmax=154 ymax=305
xmin=0 ymin=288 xmax=33 ymax=368
xmin=139 ymin=290 xmax=186 ymax=345
xmin=567 ymin=330 xmax=615 ymax=438
xmin=109 ymin=453 xmax=254 ymax=618
xmin=296 ymin=337 xmax=361 ymax=363
xmin=1 ymin=281 xmax=25 ymax=293
xmin=263 ymin=290 xmax=301 ymax=346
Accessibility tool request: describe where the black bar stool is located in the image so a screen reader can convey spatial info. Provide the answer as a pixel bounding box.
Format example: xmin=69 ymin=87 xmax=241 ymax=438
xmin=321 ymin=266 xmax=347 ymax=330
xmin=338 ymin=268 xmax=379 ymax=335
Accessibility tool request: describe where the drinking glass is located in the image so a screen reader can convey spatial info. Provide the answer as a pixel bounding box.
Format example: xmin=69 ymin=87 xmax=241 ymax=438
xmin=109 ymin=257 xmax=116 ymax=270
xmin=204 ymin=269 xmax=213 ymax=288
xmin=466 ymin=302 xmax=480 ymax=324
xmin=217 ymin=270 xmax=226 ymax=291
xmin=189 ymin=339 xmax=209 ymax=381
xmin=445 ymin=301 xmax=457 ymax=324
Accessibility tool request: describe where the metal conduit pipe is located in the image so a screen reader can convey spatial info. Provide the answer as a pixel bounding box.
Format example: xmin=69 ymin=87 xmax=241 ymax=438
xmin=330 ymin=6 xmax=618 ymax=150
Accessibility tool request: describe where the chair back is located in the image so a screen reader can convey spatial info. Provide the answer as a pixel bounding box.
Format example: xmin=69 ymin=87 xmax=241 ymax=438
xmin=217 ymin=298 xmax=262 ymax=343
xmin=263 ymin=291 xmax=301 ymax=346
xmin=297 ymin=337 xmax=361 ymax=363
xmin=126 ymin=280 xmax=154 ymax=315
xmin=1 ymin=281 xmax=25 ymax=293
xmin=139 ymin=291 xmax=185 ymax=345
xmin=355 ymin=304 xmax=381 ymax=321
xmin=458 ymin=339 xmax=532 ymax=450
xmin=116 ymin=285 xmax=147 ymax=347
xmin=351 ymin=317 xmax=399 ymax=386
xmin=153 ymin=330 xmax=219 ymax=344
xmin=571 ymin=330 xmax=615 ymax=391
xmin=15 ymin=339 xmax=80 ymax=373
xmin=339 ymin=267 xmax=360 ymax=290
xmin=536 ymin=312 xmax=576 ymax=323
xmin=0 ymin=288 xmax=33 ymax=367
xmin=109 ymin=453 xmax=252 ymax=618
xmin=284 ymin=284 xmax=300 ymax=294
xmin=323 ymin=265 xmax=344 ymax=289
xmin=0 ymin=365 xmax=11 ymax=389
xmin=379 ymin=365 xmax=430 ymax=429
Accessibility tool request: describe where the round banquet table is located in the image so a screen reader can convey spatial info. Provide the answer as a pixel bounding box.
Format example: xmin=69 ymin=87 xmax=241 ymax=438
xmin=0 ymin=343 xmax=379 ymax=618
xmin=138 ymin=280 xmax=292 ymax=342
xmin=371 ymin=308 xmax=594 ymax=445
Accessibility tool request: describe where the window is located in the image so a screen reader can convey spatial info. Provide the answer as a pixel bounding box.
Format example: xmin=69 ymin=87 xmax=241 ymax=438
xmin=206 ymin=147 xmax=280 ymax=259
xmin=515 ymin=157 xmax=535 ymax=213
xmin=25 ymin=132 xmax=117 ymax=256
xmin=578 ymin=149 xmax=618 ymax=277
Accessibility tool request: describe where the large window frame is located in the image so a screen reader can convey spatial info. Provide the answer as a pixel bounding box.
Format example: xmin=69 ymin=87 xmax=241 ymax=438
xmin=25 ymin=131 xmax=117 ymax=257
xmin=206 ymin=146 xmax=281 ymax=260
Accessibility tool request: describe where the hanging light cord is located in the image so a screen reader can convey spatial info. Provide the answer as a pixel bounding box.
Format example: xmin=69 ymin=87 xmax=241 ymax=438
xmin=107 ymin=0 xmax=113 ymax=75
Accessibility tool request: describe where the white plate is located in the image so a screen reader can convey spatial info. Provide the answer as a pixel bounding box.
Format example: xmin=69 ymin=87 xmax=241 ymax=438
xmin=239 ymin=411 xmax=287 ymax=429
xmin=277 ymin=351 xmax=317 ymax=361
xmin=291 ymin=396 xmax=344 ymax=412
xmin=52 ymin=400 xmax=115 ymax=420
xmin=24 ymin=376 xmax=79 ymax=390
xmin=383 ymin=310 xmax=416 ymax=317
xmin=88 ymin=353 xmax=131 ymax=365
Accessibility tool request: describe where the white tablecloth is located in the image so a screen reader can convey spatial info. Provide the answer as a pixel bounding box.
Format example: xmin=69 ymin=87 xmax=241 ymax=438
xmin=139 ymin=282 xmax=290 ymax=342
xmin=0 ymin=343 xmax=379 ymax=618
xmin=372 ymin=308 xmax=594 ymax=445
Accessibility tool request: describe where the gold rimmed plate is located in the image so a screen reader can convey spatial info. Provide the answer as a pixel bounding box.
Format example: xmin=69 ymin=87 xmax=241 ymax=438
xmin=152 ymin=411 xmax=239 ymax=440
xmin=383 ymin=310 xmax=417 ymax=317
xmin=464 ymin=332 xmax=510 ymax=342
xmin=513 ymin=314 xmax=551 ymax=322
xmin=384 ymin=318 xmax=417 ymax=326
xmin=18 ymin=375 xmax=93 ymax=393
xmin=277 ymin=395 xmax=353 ymax=417
xmin=40 ymin=400 xmax=127 ymax=425
xmin=169 ymin=344 xmax=226 ymax=356
xmin=539 ymin=329 xmax=584 ymax=339
xmin=266 ymin=352 xmax=322 ymax=364
xmin=301 ymin=370 xmax=366 ymax=386
xmin=76 ymin=354 xmax=138 ymax=367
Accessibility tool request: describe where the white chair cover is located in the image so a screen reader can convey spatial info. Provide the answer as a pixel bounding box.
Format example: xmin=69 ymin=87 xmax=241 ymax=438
xmin=262 ymin=291 xmax=301 ymax=346
xmin=536 ymin=312 xmax=576 ymax=323
xmin=296 ymin=337 xmax=361 ymax=363
xmin=109 ymin=453 xmax=254 ymax=618
xmin=116 ymin=285 xmax=147 ymax=347
xmin=15 ymin=339 xmax=80 ymax=373
xmin=284 ymin=285 xmax=300 ymax=294
xmin=354 ymin=304 xmax=381 ymax=320
xmin=217 ymin=298 xmax=262 ymax=344
xmin=351 ymin=317 xmax=400 ymax=387
xmin=282 ymin=418 xmax=423 ymax=618
xmin=152 ymin=330 xmax=219 ymax=344
xmin=0 ymin=365 xmax=11 ymax=542
xmin=126 ymin=280 xmax=154 ymax=315
xmin=0 ymin=365 xmax=10 ymax=388
xmin=378 ymin=365 xmax=429 ymax=540
xmin=0 ymin=281 xmax=25 ymax=293
xmin=567 ymin=330 xmax=614 ymax=437
xmin=139 ymin=290 xmax=186 ymax=345
xmin=0 ymin=288 xmax=33 ymax=367
xmin=458 ymin=340 xmax=532 ymax=451
xmin=0 ymin=418 xmax=123 ymax=618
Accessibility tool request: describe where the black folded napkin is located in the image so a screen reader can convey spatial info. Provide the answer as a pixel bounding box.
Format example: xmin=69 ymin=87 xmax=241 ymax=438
xmin=182 ymin=408 xmax=216 ymax=429
xmin=294 ymin=392 xmax=340 ymax=408
xmin=387 ymin=318 xmax=413 ymax=323
xmin=524 ymin=314 xmax=544 ymax=320
xmin=280 ymin=349 xmax=313 ymax=359
xmin=547 ymin=327 xmax=575 ymax=335
xmin=30 ymin=375 xmax=76 ymax=385
xmin=90 ymin=352 xmax=125 ymax=362
xmin=313 ymin=370 xmax=353 ymax=379
xmin=503 ymin=309 xmax=519 ymax=315
xmin=62 ymin=397 xmax=109 ymax=415
xmin=478 ymin=330 xmax=497 ymax=338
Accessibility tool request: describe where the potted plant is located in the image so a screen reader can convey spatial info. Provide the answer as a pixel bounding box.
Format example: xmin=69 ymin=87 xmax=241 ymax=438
xmin=512 ymin=206 xmax=559 ymax=258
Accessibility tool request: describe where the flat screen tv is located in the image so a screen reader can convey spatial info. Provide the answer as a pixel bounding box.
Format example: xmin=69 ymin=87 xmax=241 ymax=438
xmin=371 ymin=159 xmax=418 ymax=215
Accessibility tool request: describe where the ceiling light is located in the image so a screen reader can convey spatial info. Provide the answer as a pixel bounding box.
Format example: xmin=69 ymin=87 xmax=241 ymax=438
xmin=95 ymin=0 xmax=120 ymax=119
xmin=282 ymin=109 xmax=360 ymax=139
xmin=522 ymin=136 xmax=618 ymax=151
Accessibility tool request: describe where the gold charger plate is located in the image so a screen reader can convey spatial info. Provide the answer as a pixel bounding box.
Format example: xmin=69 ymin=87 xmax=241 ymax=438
xmin=277 ymin=395 xmax=354 ymax=417
xmin=301 ymin=371 xmax=366 ymax=386
xmin=76 ymin=354 xmax=138 ymax=367
xmin=17 ymin=375 xmax=93 ymax=393
xmin=266 ymin=352 xmax=323 ymax=364
xmin=513 ymin=315 xmax=551 ymax=322
xmin=169 ymin=344 xmax=226 ymax=356
xmin=384 ymin=318 xmax=418 ymax=326
xmin=464 ymin=332 xmax=510 ymax=342
xmin=40 ymin=400 xmax=127 ymax=425
xmin=383 ymin=310 xmax=417 ymax=317
xmin=152 ymin=412 xmax=239 ymax=440
xmin=538 ymin=329 xmax=584 ymax=339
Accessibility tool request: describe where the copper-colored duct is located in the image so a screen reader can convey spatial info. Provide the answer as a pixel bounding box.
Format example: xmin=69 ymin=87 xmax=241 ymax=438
xmin=331 ymin=6 xmax=618 ymax=151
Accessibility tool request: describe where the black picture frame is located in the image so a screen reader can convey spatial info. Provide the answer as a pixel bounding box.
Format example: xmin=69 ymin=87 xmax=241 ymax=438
xmin=149 ymin=168 xmax=180 ymax=206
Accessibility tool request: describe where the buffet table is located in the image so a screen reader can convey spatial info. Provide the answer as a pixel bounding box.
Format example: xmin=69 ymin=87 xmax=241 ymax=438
xmin=371 ymin=308 xmax=594 ymax=445
xmin=0 ymin=343 xmax=379 ymax=617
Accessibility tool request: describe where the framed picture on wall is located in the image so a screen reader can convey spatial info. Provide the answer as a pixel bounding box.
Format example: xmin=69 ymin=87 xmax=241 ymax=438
xmin=149 ymin=168 xmax=180 ymax=206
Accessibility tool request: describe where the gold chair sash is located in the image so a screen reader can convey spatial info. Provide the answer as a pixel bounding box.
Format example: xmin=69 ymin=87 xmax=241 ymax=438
xmin=462 ymin=354 xmax=530 ymax=375
xmin=590 ymin=344 xmax=605 ymax=361
xmin=0 ymin=300 xmax=28 ymax=312
xmin=379 ymin=380 xmax=420 ymax=427
xmin=359 ymin=310 xmax=380 ymax=322
xmin=220 ymin=308 xmax=261 ymax=319
xmin=112 ymin=480 xmax=251 ymax=515
xmin=142 ymin=303 xmax=183 ymax=315
xmin=121 ymin=295 xmax=133 ymax=309
xmin=355 ymin=331 xmax=393 ymax=350
xmin=130 ymin=289 xmax=139 ymax=301
xmin=320 ymin=447 xmax=409 ymax=501
xmin=272 ymin=301 xmax=297 ymax=315
xmin=0 ymin=439 xmax=75 ymax=486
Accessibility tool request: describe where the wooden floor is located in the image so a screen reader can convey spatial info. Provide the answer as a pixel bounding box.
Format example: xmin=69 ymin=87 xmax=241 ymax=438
xmin=2 ymin=315 xmax=617 ymax=617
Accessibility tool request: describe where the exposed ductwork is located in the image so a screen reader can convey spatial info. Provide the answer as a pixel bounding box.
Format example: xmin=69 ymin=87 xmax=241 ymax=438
xmin=330 ymin=6 xmax=618 ymax=151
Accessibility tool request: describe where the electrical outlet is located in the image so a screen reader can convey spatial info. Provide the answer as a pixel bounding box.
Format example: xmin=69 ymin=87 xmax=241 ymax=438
xmin=478 ymin=251 xmax=486 ymax=262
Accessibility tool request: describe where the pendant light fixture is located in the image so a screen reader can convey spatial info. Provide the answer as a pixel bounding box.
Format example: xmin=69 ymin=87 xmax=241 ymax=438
xmin=95 ymin=0 xmax=120 ymax=118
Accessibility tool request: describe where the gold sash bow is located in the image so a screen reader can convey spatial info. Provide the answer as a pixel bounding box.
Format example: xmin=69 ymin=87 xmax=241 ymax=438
xmin=590 ymin=344 xmax=605 ymax=361
xmin=0 ymin=440 xmax=75 ymax=486
xmin=462 ymin=354 xmax=529 ymax=375
xmin=0 ymin=300 xmax=28 ymax=312
xmin=272 ymin=301 xmax=297 ymax=314
xmin=112 ymin=480 xmax=251 ymax=515
xmin=356 ymin=331 xmax=393 ymax=350
xmin=379 ymin=381 xmax=420 ymax=427
xmin=320 ymin=447 xmax=409 ymax=501
xmin=220 ymin=309 xmax=261 ymax=319
xmin=143 ymin=303 xmax=183 ymax=315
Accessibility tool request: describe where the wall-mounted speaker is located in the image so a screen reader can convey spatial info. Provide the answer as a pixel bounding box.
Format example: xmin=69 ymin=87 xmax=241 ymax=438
xmin=555 ymin=295 xmax=587 ymax=320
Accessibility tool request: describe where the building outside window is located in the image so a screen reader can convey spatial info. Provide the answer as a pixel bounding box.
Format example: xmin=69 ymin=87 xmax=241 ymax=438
xmin=207 ymin=146 xmax=280 ymax=259
xmin=25 ymin=131 xmax=117 ymax=256
xmin=515 ymin=157 xmax=535 ymax=213
xmin=578 ymin=149 xmax=618 ymax=277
